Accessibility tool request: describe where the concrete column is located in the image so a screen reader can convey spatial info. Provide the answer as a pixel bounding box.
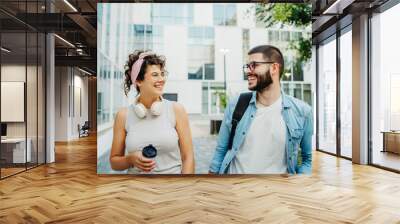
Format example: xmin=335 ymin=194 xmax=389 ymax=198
xmin=46 ymin=1 xmax=55 ymax=163
xmin=352 ymin=14 xmax=369 ymax=164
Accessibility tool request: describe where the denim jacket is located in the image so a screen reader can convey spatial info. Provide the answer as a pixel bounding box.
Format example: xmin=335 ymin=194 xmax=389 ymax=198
xmin=209 ymin=90 xmax=313 ymax=174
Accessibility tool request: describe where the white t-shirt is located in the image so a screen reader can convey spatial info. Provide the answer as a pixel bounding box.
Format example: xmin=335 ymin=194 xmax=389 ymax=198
xmin=228 ymin=96 xmax=287 ymax=174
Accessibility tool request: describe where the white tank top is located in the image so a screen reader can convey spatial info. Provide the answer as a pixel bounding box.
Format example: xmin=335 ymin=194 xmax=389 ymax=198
xmin=125 ymin=99 xmax=182 ymax=174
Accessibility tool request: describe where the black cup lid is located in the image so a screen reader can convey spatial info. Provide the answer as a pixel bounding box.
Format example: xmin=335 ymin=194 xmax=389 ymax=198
xmin=142 ymin=144 xmax=157 ymax=158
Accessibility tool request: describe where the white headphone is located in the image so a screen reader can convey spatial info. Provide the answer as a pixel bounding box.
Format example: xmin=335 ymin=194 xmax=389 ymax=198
xmin=133 ymin=95 xmax=163 ymax=119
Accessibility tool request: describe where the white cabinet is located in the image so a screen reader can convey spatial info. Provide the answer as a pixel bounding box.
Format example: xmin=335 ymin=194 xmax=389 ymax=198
xmin=1 ymin=138 xmax=32 ymax=163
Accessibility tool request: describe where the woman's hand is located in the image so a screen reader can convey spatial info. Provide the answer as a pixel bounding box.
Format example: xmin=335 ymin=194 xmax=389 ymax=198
xmin=109 ymin=109 xmax=156 ymax=173
xmin=126 ymin=151 xmax=156 ymax=172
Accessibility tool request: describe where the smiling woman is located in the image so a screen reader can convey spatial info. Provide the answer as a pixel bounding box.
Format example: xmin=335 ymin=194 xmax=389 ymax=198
xmin=108 ymin=51 xmax=195 ymax=174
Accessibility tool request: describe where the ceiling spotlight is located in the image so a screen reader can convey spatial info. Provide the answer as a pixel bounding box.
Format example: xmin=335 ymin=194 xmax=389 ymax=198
xmin=54 ymin=34 xmax=75 ymax=48
xmin=78 ymin=67 xmax=92 ymax=76
xmin=63 ymin=0 xmax=78 ymax=12
xmin=322 ymin=0 xmax=354 ymax=15
xmin=1 ymin=47 xmax=11 ymax=53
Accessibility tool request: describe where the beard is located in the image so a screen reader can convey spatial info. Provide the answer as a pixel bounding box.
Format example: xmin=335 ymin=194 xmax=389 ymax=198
xmin=248 ymin=70 xmax=273 ymax=92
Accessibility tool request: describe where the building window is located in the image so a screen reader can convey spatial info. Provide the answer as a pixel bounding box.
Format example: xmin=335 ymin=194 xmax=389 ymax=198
xmin=281 ymin=31 xmax=290 ymax=41
xmin=202 ymin=82 xmax=225 ymax=115
xmin=204 ymin=64 xmax=215 ymax=80
xmin=292 ymin=31 xmax=302 ymax=41
xmin=371 ymin=5 xmax=400 ymax=171
xmin=318 ymin=36 xmax=337 ymax=155
xmin=188 ymin=27 xmax=215 ymax=80
xmin=163 ymin=93 xmax=178 ymax=101
xmin=268 ymin=30 xmax=279 ymax=42
xmin=130 ymin=24 xmax=163 ymax=53
xmin=282 ymin=82 xmax=312 ymax=106
xmin=339 ymin=28 xmax=352 ymax=159
xmin=188 ymin=64 xmax=204 ymax=80
xmin=213 ymin=4 xmax=237 ymax=26
xmin=151 ymin=3 xmax=193 ymax=25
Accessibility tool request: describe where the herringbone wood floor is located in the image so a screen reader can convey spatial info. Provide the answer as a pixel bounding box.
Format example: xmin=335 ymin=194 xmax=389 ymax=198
xmin=1 ymin=135 xmax=400 ymax=224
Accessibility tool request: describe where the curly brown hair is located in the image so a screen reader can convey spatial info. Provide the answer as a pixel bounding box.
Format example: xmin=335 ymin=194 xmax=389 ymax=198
xmin=124 ymin=50 xmax=166 ymax=96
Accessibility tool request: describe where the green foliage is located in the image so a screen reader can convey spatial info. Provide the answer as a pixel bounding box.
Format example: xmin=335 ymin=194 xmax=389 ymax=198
xmin=295 ymin=36 xmax=312 ymax=63
xmin=272 ymin=4 xmax=312 ymax=27
xmin=293 ymin=57 xmax=304 ymax=81
xmin=255 ymin=3 xmax=311 ymax=28
xmin=255 ymin=3 xmax=312 ymax=63
xmin=215 ymin=91 xmax=228 ymax=110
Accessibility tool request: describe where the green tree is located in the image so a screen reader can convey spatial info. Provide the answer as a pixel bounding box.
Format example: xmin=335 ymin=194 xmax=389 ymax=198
xmin=255 ymin=3 xmax=312 ymax=63
xmin=215 ymin=91 xmax=228 ymax=111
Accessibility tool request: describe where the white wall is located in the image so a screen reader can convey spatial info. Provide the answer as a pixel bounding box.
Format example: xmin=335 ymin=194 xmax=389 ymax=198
xmin=214 ymin=27 xmax=243 ymax=83
xmin=130 ymin=3 xmax=151 ymax=24
xmin=71 ymin=73 xmax=89 ymax=138
xmin=55 ymin=67 xmax=68 ymax=141
xmin=193 ymin=3 xmax=213 ymax=26
xmin=237 ymin=3 xmax=256 ymax=29
xmin=1 ymin=65 xmax=25 ymax=81
xmin=164 ymin=81 xmax=202 ymax=114
xmin=163 ymin=26 xmax=188 ymax=81
xmin=249 ymin=28 xmax=269 ymax=49
xmin=227 ymin=81 xmax=249 ymax=99
xmin=73 ymin=74 xmax=89 ymax=119
xmin=54 ymin=67 xmax=89 ymax=141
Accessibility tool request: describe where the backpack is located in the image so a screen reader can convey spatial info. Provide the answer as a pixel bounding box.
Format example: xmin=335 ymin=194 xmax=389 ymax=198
xmin=227 ymin=92 xmax=253 ymax=150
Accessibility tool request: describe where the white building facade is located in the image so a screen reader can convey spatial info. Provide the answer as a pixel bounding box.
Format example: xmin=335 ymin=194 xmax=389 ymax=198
xmin=98 ymin=3 xmax=313 ymax=122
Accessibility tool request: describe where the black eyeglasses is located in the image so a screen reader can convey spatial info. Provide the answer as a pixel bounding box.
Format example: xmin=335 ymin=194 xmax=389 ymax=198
xmin=151 ymin=70 xmax=169 ymax=80
xmin=243 ymin=61 xmax=275 ymax=73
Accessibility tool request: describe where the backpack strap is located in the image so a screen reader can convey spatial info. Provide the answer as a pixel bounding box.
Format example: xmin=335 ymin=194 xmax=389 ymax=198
xmin=227 ymin=92 xmax=253 ymax=150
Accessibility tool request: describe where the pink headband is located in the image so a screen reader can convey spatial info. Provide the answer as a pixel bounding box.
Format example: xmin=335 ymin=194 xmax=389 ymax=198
xmin=130 ymin=52 xmax=154 ymax=87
